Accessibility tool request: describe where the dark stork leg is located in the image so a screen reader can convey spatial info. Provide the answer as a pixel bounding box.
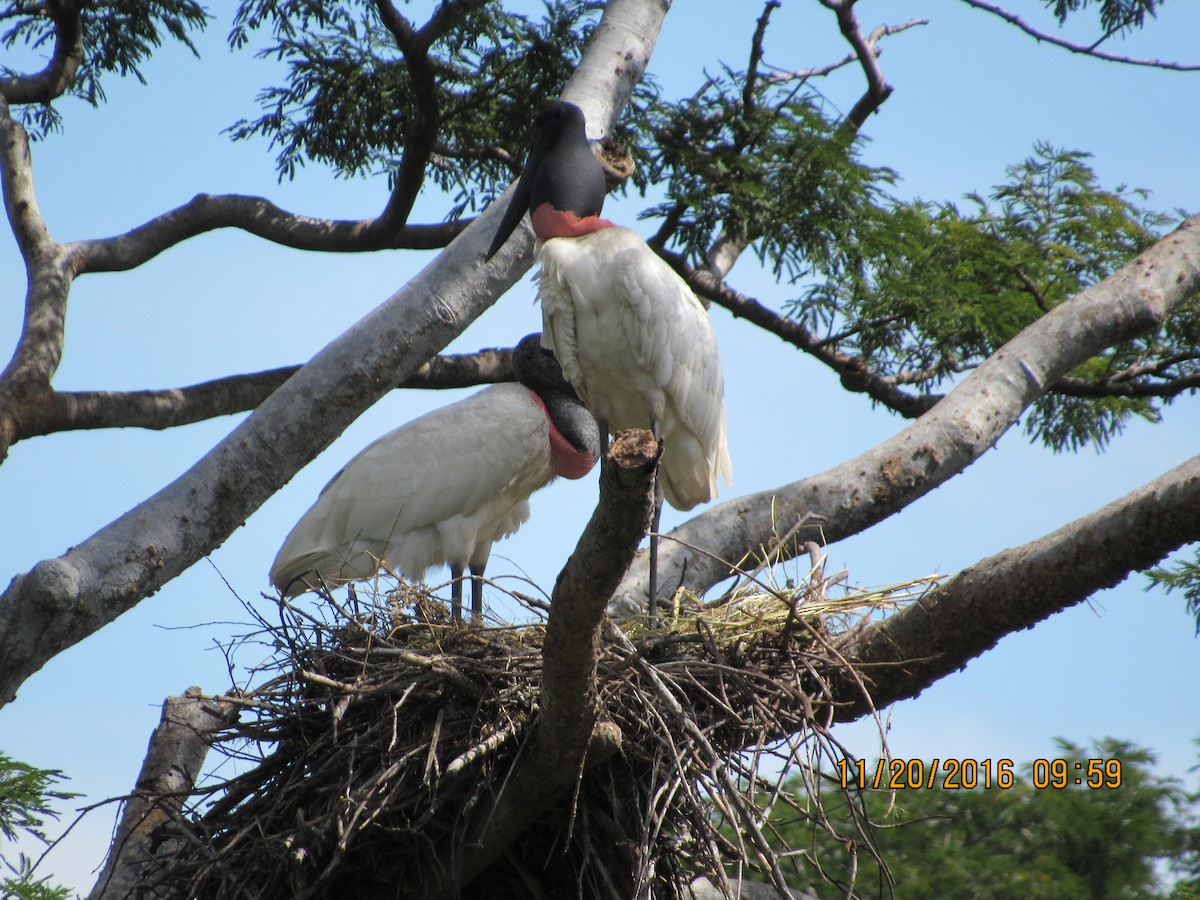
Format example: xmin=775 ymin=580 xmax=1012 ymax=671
xmin=469 ymin=563 xmax=486 ymax=625
xmin=450 ymin=565 xmax=464 ymax=624
xmin=648 ymin=418 xmax=663 ymax=629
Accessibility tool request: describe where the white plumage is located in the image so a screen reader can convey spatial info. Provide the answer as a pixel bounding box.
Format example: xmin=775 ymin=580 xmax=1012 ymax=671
xmin=271 ymin=384 xmax=552 ymax=598
xmin=538 ymin=226 xmax=733 ymax=510
xmin=270 ymin=332 xmax=601 ymax=625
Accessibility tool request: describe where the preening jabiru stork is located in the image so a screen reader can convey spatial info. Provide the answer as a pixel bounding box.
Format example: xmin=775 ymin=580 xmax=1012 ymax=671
xmin=270 ymin=334 xmax=600 ymax=623
xmin=487 ymin=101 xmax=732 ymax=622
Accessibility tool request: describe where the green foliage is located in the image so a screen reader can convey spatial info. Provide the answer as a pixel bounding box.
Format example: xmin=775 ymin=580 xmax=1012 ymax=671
xmin=226 ymin=0 xmax=613 ymax=213
xmin=1146 ymin=547 xmax=1200 ymax=634
xmin=792 ymin=143 xmax=1188 ymax=451
xmin=770 ymin=738 xmax=1198 ymax=899
xmin=1048 ymin=0 xmax=1163 ymax=33
xmin=0 ymin=755 xmax=75 ymax=900
xmin=4 ymin=1 xmax=1193 ymax=455
xmin=641 ymin=66 xmax=895 ymax=283
xmin=1 ymin=0 xmax=209 ymax=137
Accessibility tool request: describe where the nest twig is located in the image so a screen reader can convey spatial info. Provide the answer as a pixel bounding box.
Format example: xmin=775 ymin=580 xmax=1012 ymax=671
xmin=141 ymin=569 xmax=938 ymax=899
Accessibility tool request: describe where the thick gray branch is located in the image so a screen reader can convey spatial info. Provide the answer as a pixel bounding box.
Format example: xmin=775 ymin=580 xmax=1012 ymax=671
xmin=830 ymin=451 xmax=1200 ymax=719
xmin=612 ymin=214 xmax=1200 ymax=615
xmin=0 ymin=0 xmax=664 ymax=709
xmin=0 ymin=213 xmax=521 ymax=706
xmin=426 ymin=433 xmax=657 ymax=896
xmin=0 ymin=95 xmax=73 ymax=456
xmin=87 ymin=688 xmax=237 ymax=900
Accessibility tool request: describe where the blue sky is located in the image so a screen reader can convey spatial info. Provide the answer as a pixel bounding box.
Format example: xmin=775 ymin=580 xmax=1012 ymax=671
xmin=2 ymin=0 xmax=1199 ymax=891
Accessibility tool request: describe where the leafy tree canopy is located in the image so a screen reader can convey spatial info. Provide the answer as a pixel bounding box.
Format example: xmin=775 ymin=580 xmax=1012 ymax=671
xmin=767 ymin=738 xmax=1200 ymax=899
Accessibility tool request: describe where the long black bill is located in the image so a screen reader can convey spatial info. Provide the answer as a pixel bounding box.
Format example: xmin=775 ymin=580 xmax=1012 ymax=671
xmin=485 ymin=140 xmax=547 ymax=260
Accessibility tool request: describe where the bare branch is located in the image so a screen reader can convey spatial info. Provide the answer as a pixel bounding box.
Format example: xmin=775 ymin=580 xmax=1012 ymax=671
xmin=662 ymin=250 xmax=939 ymax=418
xmin=819 ymin=0 xmax=898 ymax=129
xmin=959 ymin=0 xmax=1200 ymax=71
xmin=743 ymin=1 xmax=781 ymax=113
xmin=0 ymin=0 xmax=83 ymax=103
xmin=761 ymin=19 xmax=927 ymax=87
xmin=613 ymin=214 xmax=1200 ymax=615
xmin=0 ymin=94 xmax=73 ymax=456
xmin=374 ymin=0 xmax=461 ymax=230
xmin=65 ymin=193 xmax=471 ymax=274
xmin=830 ymin=451 xmax=1200 ymax=720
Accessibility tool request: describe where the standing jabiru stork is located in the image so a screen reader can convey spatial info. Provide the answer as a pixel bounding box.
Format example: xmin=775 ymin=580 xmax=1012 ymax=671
xmin=270 ymin=334 xmax=600 ymax=624
xmin=487 ymin=101 xmax=732 ymax=624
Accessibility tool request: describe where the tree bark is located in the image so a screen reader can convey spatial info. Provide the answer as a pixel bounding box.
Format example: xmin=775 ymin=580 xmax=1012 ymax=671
xmin=828 ymin=451 xmax=1200 ymax=720
xmin=87 ymin=688 xmax=237 ymax=900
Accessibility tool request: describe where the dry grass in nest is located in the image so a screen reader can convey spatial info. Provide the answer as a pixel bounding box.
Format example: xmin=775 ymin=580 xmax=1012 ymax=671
xmin=148 ymin=566 xmax=940 ymax=899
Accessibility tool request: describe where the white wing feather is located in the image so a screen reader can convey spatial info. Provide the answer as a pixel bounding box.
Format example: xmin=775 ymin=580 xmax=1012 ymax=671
xmin=538 ymin=227 xmax=732 ymax=510
xmin=271 ymin=384 xmax=552 ymax=595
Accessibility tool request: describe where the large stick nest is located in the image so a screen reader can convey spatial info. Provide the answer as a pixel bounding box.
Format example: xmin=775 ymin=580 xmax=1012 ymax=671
xmin=148 ymin=571 xmax=929 ymax=899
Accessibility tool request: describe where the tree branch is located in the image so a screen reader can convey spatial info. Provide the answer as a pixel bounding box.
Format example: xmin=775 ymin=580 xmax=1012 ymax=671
xmin=829 ymin=451 xmax=1200 ymax=720
xmin=820 ymin=0 xmax=897 ymax=129
xmin=422 ymin=432 xmax=656 ymax=896
xmin=612 ymin=214 xmax=1200 ymax=615
xmin=1053 ymin=370 xmax=1200 ymax=400
xmin=64 ymin=193 xmax=470 ymax=275
xmin=0 ymin=0 xmax=666 ymax=710
xmin=666 ymin=251 xmax=940 ymax=417
xmin=0 ymin=94 xmax=73 ymax=456
xmin=14 ymin=349 xmax=513 ymax=437
xmin=0 ymin=0 xmax=83 ymax=104
xmin=374 ymin=0 xmax=457 ymax=230
xmin=87 ymin=688 xmax=238 ymax=900
xmin=958 ymin=0 xmax=1200 ymax=71
xmin=761 ymin=19 xmax=927 ymax=87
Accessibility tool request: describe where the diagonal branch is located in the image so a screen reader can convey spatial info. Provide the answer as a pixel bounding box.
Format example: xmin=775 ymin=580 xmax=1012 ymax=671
xmin=958 ymin=0 xmax=1200 ymax=71
xmin=829 ymin=451 xmax=1200 ymax=720
xmin=612 ymin=214 xmax=1200 ymax=615
xmin=0 ymin=0 xmax=83 ymax=104
xmin=664 ymin=250 xmax=939 ymax=418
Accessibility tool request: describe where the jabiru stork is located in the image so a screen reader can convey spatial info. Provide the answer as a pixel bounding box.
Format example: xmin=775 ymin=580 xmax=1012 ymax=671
xmin=487 ymin=101 xmax=732 ymax=623
xmin=270 ymin=333 xmax=600 ymax=623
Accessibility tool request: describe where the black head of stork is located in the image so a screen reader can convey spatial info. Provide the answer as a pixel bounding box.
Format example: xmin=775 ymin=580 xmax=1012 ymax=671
xmin=486 ymin=101 xmax=610 ymax=259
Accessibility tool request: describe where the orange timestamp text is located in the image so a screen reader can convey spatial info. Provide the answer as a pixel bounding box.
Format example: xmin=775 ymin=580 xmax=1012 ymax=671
xmin=835 ymin=758 xmax=1124 ymax=791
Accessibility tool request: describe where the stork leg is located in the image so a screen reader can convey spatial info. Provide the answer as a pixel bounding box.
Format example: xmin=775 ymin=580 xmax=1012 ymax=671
xmin=648 ymin=418 xmax=663 ymax=629
xmin=469 ymin=563 xmax=486 ymax=625
xmin=450 ymin=565 xmax=465 ymax=624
